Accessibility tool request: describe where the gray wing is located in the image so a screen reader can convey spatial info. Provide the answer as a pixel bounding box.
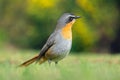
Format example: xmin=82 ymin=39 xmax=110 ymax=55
xmin=37 ymin=32 xmax=56 ymax=60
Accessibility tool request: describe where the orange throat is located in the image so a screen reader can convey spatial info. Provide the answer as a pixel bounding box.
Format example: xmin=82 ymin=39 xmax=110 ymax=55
xmin=61 ymin=20 xmax=75 ymax=40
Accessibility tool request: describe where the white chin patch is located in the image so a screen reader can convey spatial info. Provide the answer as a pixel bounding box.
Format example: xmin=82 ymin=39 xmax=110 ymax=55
xmin=71 ymin=19 xmax=76 ymax=24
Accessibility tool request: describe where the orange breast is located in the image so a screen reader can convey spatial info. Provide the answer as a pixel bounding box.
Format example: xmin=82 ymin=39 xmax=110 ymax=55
xmin=61 ymin=20 xmax=75 ymax=40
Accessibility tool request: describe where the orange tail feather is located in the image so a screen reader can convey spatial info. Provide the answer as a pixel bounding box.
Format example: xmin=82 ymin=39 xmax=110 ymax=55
xmin=19 ymin=55 xmax=47 ymax=67
xmin=19 ymin=55 xmax=39 ymax=67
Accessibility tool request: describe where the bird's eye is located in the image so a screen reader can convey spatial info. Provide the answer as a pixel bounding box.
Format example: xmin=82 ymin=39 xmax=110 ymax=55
xmin=66 ymin=16 xmax=75 ymax=23
xmin=69 ymin=17 xmax=74 ymax=22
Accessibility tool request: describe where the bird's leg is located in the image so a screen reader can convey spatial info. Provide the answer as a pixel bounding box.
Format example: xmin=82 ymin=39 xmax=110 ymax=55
xmin=55 ymin=62 xmax=58 ymax=64
xmin=55 ymin=62 xmax=58 ymax=66
xmin=48 ymin=60 xmax=52 ymax=66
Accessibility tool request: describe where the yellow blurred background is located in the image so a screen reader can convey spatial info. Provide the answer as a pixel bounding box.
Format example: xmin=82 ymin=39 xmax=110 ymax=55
xmin=0 ymin=0 xmax=120 ymax=53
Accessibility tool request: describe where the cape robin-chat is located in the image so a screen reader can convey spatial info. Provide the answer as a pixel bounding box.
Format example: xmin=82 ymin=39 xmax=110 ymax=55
xmin=19 ymin=13 xmax=80 ymax=67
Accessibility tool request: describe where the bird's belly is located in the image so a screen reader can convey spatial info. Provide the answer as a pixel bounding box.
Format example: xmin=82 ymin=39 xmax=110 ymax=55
xmin=45 ymin=40 xmax=72 ymax=61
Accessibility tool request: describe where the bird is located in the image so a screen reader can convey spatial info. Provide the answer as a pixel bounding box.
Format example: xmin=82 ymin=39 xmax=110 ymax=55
xmin=19 ymin=13 xmax=80 ymax=67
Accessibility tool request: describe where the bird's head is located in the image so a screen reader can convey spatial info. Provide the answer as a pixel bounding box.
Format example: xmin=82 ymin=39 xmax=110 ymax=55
xmin=56 ymin=13 xmax=80 ymax=30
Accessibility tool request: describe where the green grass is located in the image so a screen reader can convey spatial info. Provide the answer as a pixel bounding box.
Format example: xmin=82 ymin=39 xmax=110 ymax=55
xmin=0 ymin=49 xmax=120 ymax=80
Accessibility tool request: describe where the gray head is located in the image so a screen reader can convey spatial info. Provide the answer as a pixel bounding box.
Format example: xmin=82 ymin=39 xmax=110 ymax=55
xmin=56 ymin=13 xmax=80 ymax=30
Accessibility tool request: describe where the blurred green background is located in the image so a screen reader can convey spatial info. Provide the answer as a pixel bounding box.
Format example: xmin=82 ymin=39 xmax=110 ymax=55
xmin=1 ymin=1 xmax=120 ymax=80
xmin=0 ymin=0 xmax=120 ymax=53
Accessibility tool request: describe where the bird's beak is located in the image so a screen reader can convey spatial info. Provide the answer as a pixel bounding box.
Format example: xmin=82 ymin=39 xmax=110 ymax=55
xmin=74 ymin=16 xmax=81 ymax=19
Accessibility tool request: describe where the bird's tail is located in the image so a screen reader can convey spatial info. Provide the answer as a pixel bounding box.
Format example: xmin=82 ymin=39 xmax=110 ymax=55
xmin=19 ymin=55 xmax=47 ymax=67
